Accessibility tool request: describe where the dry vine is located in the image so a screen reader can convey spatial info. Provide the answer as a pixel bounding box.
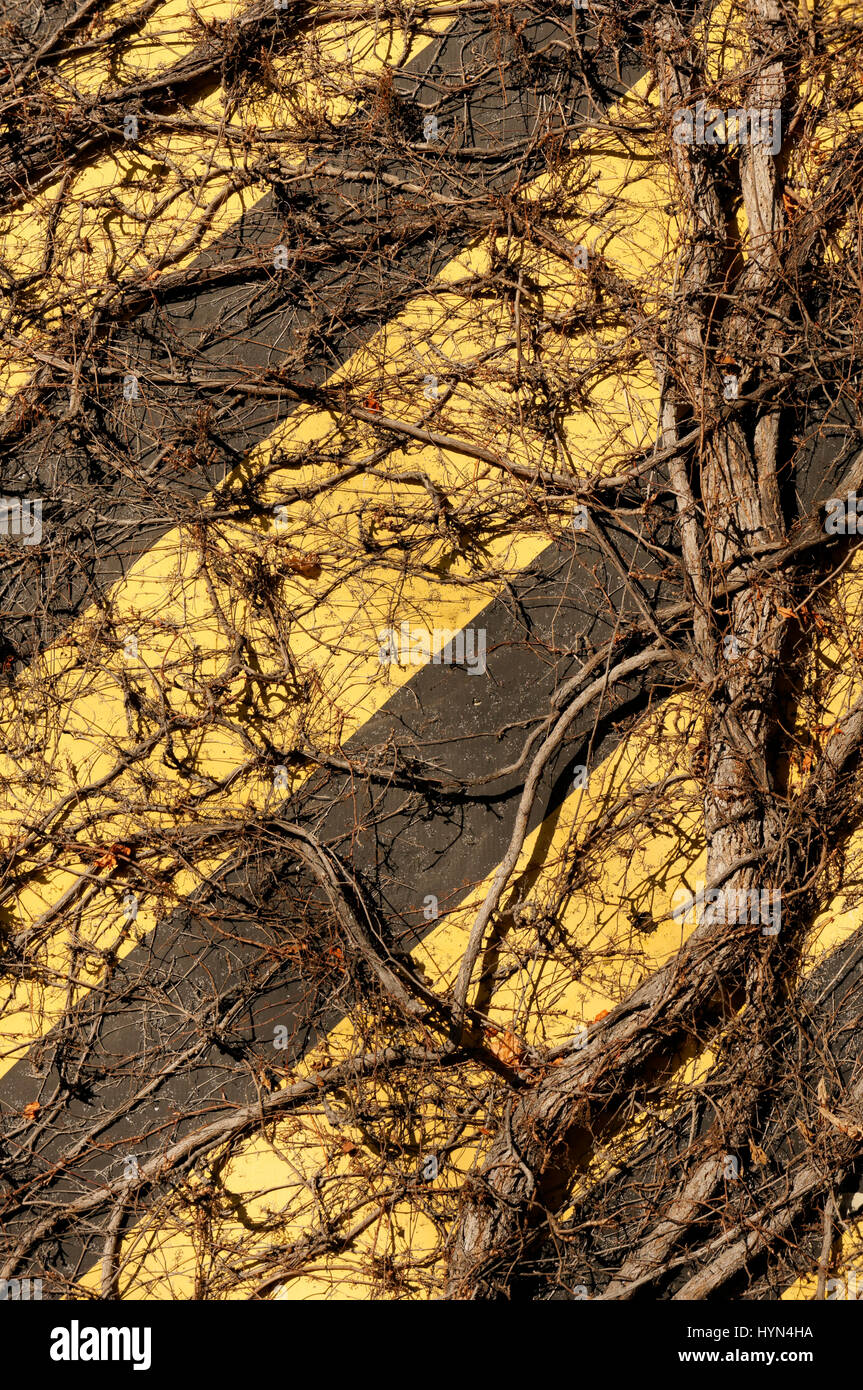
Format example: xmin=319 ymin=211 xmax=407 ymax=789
xmin=0 ymin=0 xmax=863 ymax=1304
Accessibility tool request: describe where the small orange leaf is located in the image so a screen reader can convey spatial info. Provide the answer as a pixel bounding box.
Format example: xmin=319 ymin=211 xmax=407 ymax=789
xmin=94 ymin=842 xmax=132 ymax=870
xmin=486 ymin=1029 xmax=524 ymax=1066
xmin=593 ymin=1009 xmax=610 ymax=1022
xmin=364 ymin=393 xmax=382 ymax=413
xmin=22 ymin=1101 xmax=40 ymax=1120
xmin=284 ymin=552 xmax=321 ymax=579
